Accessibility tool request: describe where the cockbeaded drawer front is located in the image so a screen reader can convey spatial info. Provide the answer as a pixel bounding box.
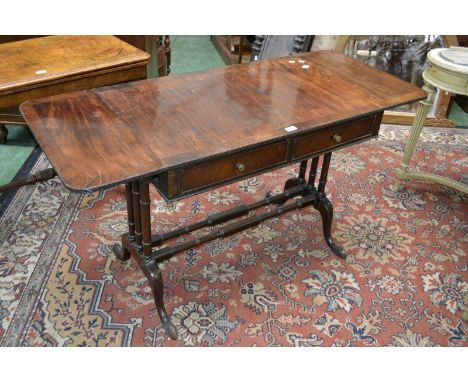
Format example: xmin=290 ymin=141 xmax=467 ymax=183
xmin=157 ymin=141 xmax=289 ymax=200
xmin=156 ymin=112 xmax=383 ymax=201
xmin=292 ymin=113 xmax=381 ymax=160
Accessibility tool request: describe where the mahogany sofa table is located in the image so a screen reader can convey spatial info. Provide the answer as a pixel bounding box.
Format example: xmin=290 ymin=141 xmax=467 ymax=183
xmin=20 ymin=51 xmax=425 ymax=339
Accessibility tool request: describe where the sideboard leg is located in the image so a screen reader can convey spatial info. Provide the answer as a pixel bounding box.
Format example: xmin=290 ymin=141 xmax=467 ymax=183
xmin=147 ymin=261 xmax=179 ymax=340
xmin=0 ymin=124 xmax=8 ymax=144
xmin=314 ymin=196 xmax=347 ymax=259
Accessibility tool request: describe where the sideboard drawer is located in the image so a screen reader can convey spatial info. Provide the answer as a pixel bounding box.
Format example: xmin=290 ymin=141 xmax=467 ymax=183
xmin=291 ymin=113 xmax=381 ymax=160
xmin=157 ymin=141 xmax=289 ymax=199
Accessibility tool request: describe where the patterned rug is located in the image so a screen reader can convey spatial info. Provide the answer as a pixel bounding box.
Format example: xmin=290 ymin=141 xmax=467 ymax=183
xmin=0 ymin=124 xmax=467 ymax=347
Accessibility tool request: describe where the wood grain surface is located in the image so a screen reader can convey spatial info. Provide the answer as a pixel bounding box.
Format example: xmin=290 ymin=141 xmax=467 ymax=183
xmin=0 ymin=35 xmax=149 ymax=94
xmin=20 ymin=50 xmax=426 ymax=192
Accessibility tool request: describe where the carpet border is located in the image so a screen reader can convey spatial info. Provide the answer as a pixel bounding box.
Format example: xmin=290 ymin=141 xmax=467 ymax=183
xmin=0 ymin=146 xmax=42 ymax=219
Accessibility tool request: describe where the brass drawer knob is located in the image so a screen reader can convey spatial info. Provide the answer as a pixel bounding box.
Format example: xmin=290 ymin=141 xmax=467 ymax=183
xmin=333 ymin=133 xmax=342 ymax=143
xmin=236 ymin=163 xmax=246 ymax=172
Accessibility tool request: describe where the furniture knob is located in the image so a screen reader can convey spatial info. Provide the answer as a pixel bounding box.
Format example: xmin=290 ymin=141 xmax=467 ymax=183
xmin=236 ymin=163 xmax=246 ymax=172
xmin=333 ymin=133 xmax=342 ymax=143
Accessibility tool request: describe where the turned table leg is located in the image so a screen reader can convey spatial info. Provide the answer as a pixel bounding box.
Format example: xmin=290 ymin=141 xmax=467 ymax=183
xmin=394 ymin=83 xmax=436 ymax=190
xmin=0 ymin=124 xmax=8 ymax=144
xmin=307 ymin=156 xmax=320 ymax=188
xmin=112 ymin=182 xmax=134 ymax=261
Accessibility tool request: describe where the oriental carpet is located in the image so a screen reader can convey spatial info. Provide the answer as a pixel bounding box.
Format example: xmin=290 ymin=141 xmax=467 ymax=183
xmin=0 ymin=124 xmax=467 ymax=347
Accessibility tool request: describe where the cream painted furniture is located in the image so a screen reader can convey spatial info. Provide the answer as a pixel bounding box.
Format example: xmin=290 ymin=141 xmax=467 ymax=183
xmin=395 ymin=47 xmax=468 ymax=194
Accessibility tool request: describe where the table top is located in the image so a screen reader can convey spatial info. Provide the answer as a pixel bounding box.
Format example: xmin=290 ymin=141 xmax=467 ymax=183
xmin=20 ymin=50 xmax=426 ymax=193
xmin=428 ymin=47 xmax=468 ymax=75
xmin=0 ymin=35 xmax=150 ymax=96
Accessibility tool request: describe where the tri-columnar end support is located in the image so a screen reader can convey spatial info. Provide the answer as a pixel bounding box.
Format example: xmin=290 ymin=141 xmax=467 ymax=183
xmin=112 ymin=153 xmax=347 ymax=340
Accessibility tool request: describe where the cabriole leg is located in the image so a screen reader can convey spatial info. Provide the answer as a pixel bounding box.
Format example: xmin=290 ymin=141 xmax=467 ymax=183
xmin=312 ymin=153 xmax=347 ymax=259
xmin=314 ymin=196 xmax=347 ymax=259
xmin=146 ymin=261 xmax=179 ymax=340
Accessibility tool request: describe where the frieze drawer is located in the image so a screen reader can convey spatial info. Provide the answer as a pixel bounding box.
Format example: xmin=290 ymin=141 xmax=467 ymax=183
xmin=157 ymin=141 xmax=289 ymax=200
xmin=291 ymin=113 xmax=382 ymax=160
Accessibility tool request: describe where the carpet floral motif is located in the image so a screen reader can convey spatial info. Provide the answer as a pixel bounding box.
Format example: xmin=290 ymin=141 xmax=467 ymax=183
xmin=338 ymin=214 xmax=413 ymax=264
xmin=1 ymin=125 xmax=467 ymax=347
xmin=422 ymin=272 xmax=467 ymax=314
xmin=171 ymin=301 xmax=238 ymax=346
xmin=302 ymin=270 xmax=362 ymax=312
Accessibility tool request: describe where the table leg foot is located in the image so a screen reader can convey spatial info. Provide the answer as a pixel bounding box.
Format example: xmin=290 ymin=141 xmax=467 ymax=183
xmin=314 ymin=196 xmax=347 ymax=259
xmin=112 ymin=242 xmax=131 ymax=261
xmin=147 ymin=261 xmax=179 ymax=340
xmin=0 ymin=124 xmax=8 ymax=144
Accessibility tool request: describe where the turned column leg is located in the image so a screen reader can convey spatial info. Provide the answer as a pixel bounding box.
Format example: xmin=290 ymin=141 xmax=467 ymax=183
xmin=394 ymin=83 xmax=436 ymax=190
xmin=298 ymin=160 xmax=308 ymax=181
xmin=307 ymin=156 xmax=320 ymax=189
xmin=312 ymin=153 xmax=347 ymax=259
xmin=0 ymin=124 xmax=8 ymax=144
xmin=132 ymin=180 xmax=143 ymax=250
xmin=317 ymin=153 xmax=331 ymax=194
xmin=139 ymin=180 xmax=153 ymax=258
xmin=113 ymin=182 xmax=134 ymax=261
